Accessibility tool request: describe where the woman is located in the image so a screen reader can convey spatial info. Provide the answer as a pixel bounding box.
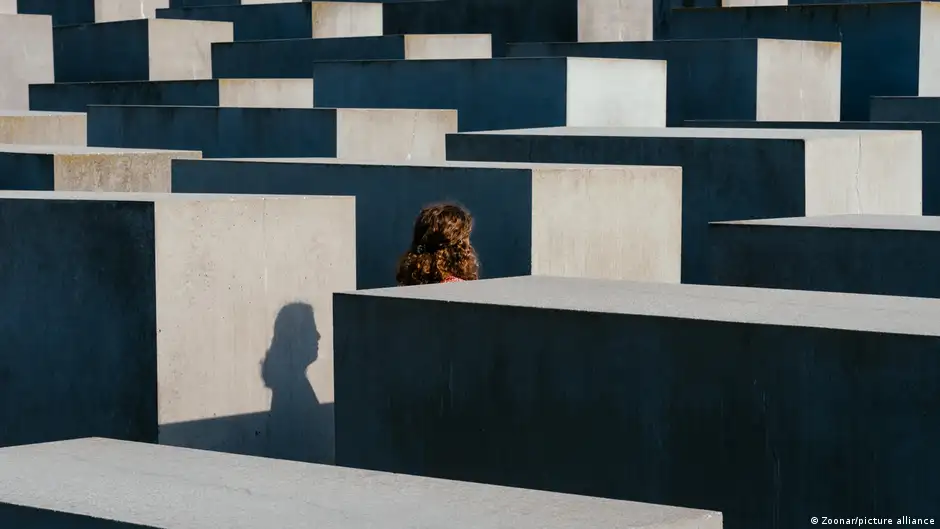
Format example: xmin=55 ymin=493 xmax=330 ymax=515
xmin=396 ymin=202 xmax=480 ymax=285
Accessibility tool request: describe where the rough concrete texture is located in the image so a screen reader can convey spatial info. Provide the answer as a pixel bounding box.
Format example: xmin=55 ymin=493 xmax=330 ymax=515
xmin=0 ymin=14 xmax=53 ymax=110
xmin=509 ymin=38 xmax=839 ymax=126
xmin=88 ymin=105 xmax=455 ymax=160
xmin=157 ymin=2 xmax=383 ymax=41
xmin=334 ymin=275 xmax=940 ymax=529
xmin=870 ymin=96 xmax=940 ymax=121
xmin=17 ymin=0 xmax=170 ymax=25
xmin=0 ymin=438 xmax=722 ymax=529
xmin=446 ymin=126 xmax=922 ymax=283
xmin=661 ymin=2 xmax=940 ymax=120
xmin=708 ymin=214 xmax=940 ymax=298
xmin=0 ymin=111 xmax=86 ymax=146
xmin=312 ymin=57 xmax=666 ymax=132
xmin=0 ymin=190 xmax=355 ymax=464
xmin=30 ymin=79 xmax=314 ymax=113
xmin=173 ymin=158 xmax=683 ymax=287
xmin=578 ymin=0 xmax=655 ymax=41
xmin=54 ymin=19 xmax=233 ymax=83
xmin=212 ymin=35 xmax=492 ymax=79
xmin=0 ymin=144 xmax=201 ymax=192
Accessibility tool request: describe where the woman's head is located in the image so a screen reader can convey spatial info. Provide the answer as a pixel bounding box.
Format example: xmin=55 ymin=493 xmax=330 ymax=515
xmin=396 ymin=203 xmax=479 ymax=285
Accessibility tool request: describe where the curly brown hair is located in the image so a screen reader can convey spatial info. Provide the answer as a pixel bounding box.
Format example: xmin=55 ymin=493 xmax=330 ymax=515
xmin=396 ymin=203 xmax=480 ymax=285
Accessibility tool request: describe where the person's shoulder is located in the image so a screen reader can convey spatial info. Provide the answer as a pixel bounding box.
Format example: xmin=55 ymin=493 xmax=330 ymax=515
xmin=443 ymin=276 xmax=464 ymax=283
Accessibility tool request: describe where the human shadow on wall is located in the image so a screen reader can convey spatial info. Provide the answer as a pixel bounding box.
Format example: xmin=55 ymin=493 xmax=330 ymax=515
xmin=159 ymin=302 xmax=334 ymax=464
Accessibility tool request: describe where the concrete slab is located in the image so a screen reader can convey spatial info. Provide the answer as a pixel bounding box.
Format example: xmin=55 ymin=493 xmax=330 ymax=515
xmin=0 ymin=0 xmax=15 ymax=13
xmin=709 ymin=214 xmax=940 ymax=297
xmin=157 ymin=2 xmax=382 ymax=41
xmin=0 ymin=144 xmax=201 ymax=192
xmin=870 ymin=96 xmax=940 ymax=121
xmin=0 ymin=111 xmax=85 ymax=145
xmin=335 ymin=275 xmax=940 ymax=529
xmin=0 ymin=14 xmax=53 ymax=110
xmin=312 ymin=57 xmax=666 ymax=132
xmin=660 ymin=2 xmax=940 ymax=120
xmin=211 ymin=34 xmax=492 ymax=79
xmin=0 ymin=438 xmax=722 ymax=529
xmin=88 ymin=105 xmax=456 ymax=160
xmin=0 ymin=190 xmax=355 ymax=464
xmin=445 ymin=126 xmax=922 ymax=283
xmin=30 ymin=79 xmax=314 ymax=113
xmin=54 ymin=18 xmax=233 ymax=83
xmin=173 ymin=158 xmax=682 ymax=287
xmin=17 ymin=0 xmax=170 ymax=25
xmin=508 ymin=39 xmax=840 ymax=126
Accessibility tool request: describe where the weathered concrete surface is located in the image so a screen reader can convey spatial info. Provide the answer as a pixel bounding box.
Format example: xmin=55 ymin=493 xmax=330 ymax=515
xmin=709 ymin=215 xmax=940 ymax=297
xmin=870 ymin=96 xmax=940 ymax=121
xmin=0 ymin=111 xmax=85 ymax=145
xmin=312 ymin=57 xmax=666 ymax=132
xmin=88 ymin=105 xmax=455 ymax=160
xmin=17 ymin=0 xmax=170 ymax=25
xmin=0 ymin=14 xmax=53 ymax=110
xmin=508 ymin=39 xmax=840 ymax=126
xmin=212 ymin=34 xmax=492 ymax=78
xmin=661 ymin=2 xmax=940 ymax=120
xmin=0 ymin=190 xmax=355 ymax=464
xmin=0 ymin=438 xmax=722 ymax=529
xmin=335 ymin=275 xmax=940 ymax=529
xmin=446 ymin=127 xmax=922 ymax=283
xmin=0 ymin=144 xmax=200 ymax=192
xmin=0 ymin=0 xmax=15 ymax=14
xmin=54 ymin=19 xmax=233 ymax=83
xmin=157 ymin=2 xmax=383 ymax=41
xmin=30 ymin=79 xmax=314 ymax=113
xmin=173 ymin=158 xmax=682 ymax=287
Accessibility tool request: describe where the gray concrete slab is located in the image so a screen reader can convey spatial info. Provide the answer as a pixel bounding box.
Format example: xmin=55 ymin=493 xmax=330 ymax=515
xmin=30 ymin=79 xmax=314 ymax=113
xmin=0 ymin=0 xmax=15 ymax=13
xmin=312 ymin=57 xmax=666 ymax=132
xmin=334 ymin=275 xmax=940 ymax=529
xmin=0 ymin=190 xmax=355 ymax=464
xmin=0 ymin=144 xmax=201 ymax=192
xmin=54 ymin=18 xmax=232 ymax=83
xmin=172 ymin=158 xmax=682 ymax=287
xmin=446 ymin=126 xmax=922 ymax=283
xmin=88 ymin=105 xmax=455 ymax=160
xmin=17 ymin=0 xmax=169 ymax=25
xmin=870 ymin=96 xmax=940 ymax=121
xmin=211 ymin=34 xmax=492 ymax=79
xmin=0 ymin=438 xmax=722 ymax=529
xmin=507 ymin=39 xmax=840 ymax=126
xmin=0 ymin=14 xmax=53 ymax=110
xmin=0 ymin=111 xmax=85 ymax=145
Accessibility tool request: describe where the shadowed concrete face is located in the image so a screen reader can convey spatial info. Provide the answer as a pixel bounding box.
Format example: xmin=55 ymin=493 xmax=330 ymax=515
xmin=0 ymin=14 xmax=53 ymax=110
xmin=17 ymin=0 xmax=170 ymax=25
xmin=0 ymin=111 xmax=86 ymax=146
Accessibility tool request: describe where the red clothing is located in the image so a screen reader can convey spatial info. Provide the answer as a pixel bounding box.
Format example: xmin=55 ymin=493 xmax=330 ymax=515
xmin=443 ymin=276 xmax=463 ymax=283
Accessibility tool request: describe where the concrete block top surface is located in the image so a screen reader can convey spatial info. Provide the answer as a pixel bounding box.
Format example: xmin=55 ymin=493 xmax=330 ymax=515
xmin=0 ymin=438 xmax=721 ymax=529
xmin=464 ymin=126 xmax=916 ymax=140
xmin=0 ymin=190 xmax=350 ymax=203
xmin=714 ymin=214 xmax=940 ymax=231
xmin=0 ymin=111 xmax=85 ymax=117
xmin=0 ymin=144 xmax=198 ymax=156
xmin=208 ymin=157 xmax=675 ymax=171
xmin=347 ymin=276 xmax=940 ymax=337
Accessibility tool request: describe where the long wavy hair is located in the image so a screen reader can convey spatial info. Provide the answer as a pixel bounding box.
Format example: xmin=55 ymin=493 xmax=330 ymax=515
xmin=396 ymin=203 xmax=480 ymax=285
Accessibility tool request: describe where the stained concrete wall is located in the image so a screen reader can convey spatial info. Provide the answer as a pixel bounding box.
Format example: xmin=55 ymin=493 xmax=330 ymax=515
xmin=870 ymin=96 xmax=940 ymax=121
xmin=17 ymin=0 xmax=170 ymax=25
xmin=312 ymin=57 xmax=666 ymax=132
xmin=708 ymin=215 xmax=940 ymax=297
xmin=508 ymin=38 xmax=840 ymax=126
xmin=88 ymin=105 xmax=455 ymax=160
xmin=0 ymin=111 xmax=85 ymax=146
xmin=172 ymin=158 xmax=682 ymax=287
xmin=0 ymin=14 xmax=53 ymax=110
xmin=211 ymin=34 xmax=492 ymax=79
xmin=0 ymin=145 xmax=200 ymax=192
xmin=446 ymin=127 xmax=921 ymax=283
xmin=334 ymin=275 xmax=940 ymax=529
xmin=30 ymin=79 xmax=314 ymax=113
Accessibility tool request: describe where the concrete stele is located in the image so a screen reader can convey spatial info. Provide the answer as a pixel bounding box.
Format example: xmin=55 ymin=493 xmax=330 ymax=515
xmin=0 ymin=111 xmax=86 ymax=146
xmin=578 ymin=0 xmax=655 ymax=42
xmin=0 ymin=14 xmax=53 ymax=110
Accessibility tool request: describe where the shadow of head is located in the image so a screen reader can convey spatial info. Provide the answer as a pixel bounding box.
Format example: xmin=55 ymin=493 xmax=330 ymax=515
xmin=261 ymin=302 xmax=321 ymax=391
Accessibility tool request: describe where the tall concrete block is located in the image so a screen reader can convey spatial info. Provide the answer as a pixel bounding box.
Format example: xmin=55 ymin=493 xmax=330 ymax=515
xmin=17 ymin=0 xmax=170 ymax=25
xmin=0 ymin=0 xmax=15 ymax=14
xmin=446 ymin=127 xmax=922 ymax=283
xmin=157 ymin=2 xmax=382 ymax=41
xmin=709 ymin=215 xmax=940 ymax=298
xmin=0 ymin=144 xmax=200 ymax=192
xmin=173 ymin=158 xmax=683 ymax=287
xmin=0 ymin=14 xmax=53 ymax=110
xmin=30 ymin=79 xmax=314 ymax=113
xmin=870 ymin=96 xmax=940 ymax=121
xmin=509 ymin=39 xmax=840 ymax=126
xmin=312 ymin=58 xmax=666 ymax=132
xmin=54 ymin=18 xmax=233 ymax=83
xmin=0 ymin=111 xmax=85 ymax=145
xmin=0 ymin=438 xmax=723 ymax=529
xmin=0 ymin=191 xmax=355 ymax=464
xmin=211 ymin=34 xmax=492 ymax=79
xmin=335 ymin=275 xmax=940 ymax=529
xmin=661 ymin=2 xmax=940 ymax=120
xmin=89 ymin=105 xmax=455 ymax=160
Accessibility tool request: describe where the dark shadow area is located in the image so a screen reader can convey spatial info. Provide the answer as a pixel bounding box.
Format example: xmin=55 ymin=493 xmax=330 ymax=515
xmin=160 ymin=302 xmax=334 ymax=464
